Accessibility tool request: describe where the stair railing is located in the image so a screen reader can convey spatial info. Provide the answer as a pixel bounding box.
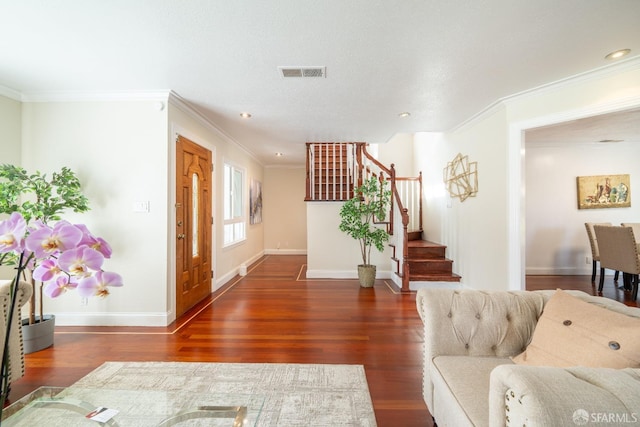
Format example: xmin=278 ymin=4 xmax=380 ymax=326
xmin=306 ymin=142 xmax=358 ymax=201
xmin=389 ymin=165 xmax=411 ymax=292
xmin=390 ymin=170 xmax=411 ymax=292
xmin=395 ymin=172 xmax=422 ymax=233
xmin=359 ymin=144 xmax=394 ymax=235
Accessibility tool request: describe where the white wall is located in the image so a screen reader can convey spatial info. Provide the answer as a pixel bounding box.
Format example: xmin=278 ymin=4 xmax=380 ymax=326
xmin=21 ymin=99 xmax=170 ymax=326
xmin=375 ymin=133 xmax=415 ymax=177
xmin=412 ymin=59 xmax=640 ymax=291
xmin=413 ymin=132 xmax=450 ymax=252
xmin=306 ymin=202 xmax=392 ymax=279
xmin=525 ymin=141 xmax=640 ymax=274
xmin=13 ymin=95 xmax=266 ymax=327
xmin=414 ymin=108 xmax=511 ymax=291
xmin=0 ymin=94 xmax=22 ymax=278
xmin=263 ymin=167 xmax=307 ymax=254
xmin=0 ymin=94 xmax=21 ymax=164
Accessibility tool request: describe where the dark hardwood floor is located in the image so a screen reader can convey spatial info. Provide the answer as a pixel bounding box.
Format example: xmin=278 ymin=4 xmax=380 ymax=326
xmin=7 ymin=255 xmax=637 ymax=426
xmin=526 ymin=273 xmax=638 ymax=307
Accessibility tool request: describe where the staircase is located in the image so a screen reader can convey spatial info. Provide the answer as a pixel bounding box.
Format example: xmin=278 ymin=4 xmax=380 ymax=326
xmin=306 ymin=142 xmax=461 ymax=291
xmin=391 ymin=232 xmax=461 ymax=283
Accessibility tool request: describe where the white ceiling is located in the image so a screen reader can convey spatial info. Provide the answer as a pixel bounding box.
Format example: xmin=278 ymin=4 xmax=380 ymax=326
xmin=1 ymin=1 xmax=639 ymax=166
xmin=526 ymin=108 xmax=640 ymax=145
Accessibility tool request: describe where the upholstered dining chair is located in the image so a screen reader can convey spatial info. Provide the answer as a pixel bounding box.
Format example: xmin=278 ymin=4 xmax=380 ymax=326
xmin=593 ymin=225 xmax=640 ymax=301
xmin=621 ymin=223 xmax=640 ymax=244
xmin=585 ymin=222 xmax=619 ymax=283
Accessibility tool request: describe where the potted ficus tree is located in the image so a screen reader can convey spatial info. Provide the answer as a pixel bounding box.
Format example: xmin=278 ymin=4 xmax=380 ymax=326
xmin=0 ymin=164 xmax=120 ymax=353
xmin=339 ymin=176 xmax=392 ymax=287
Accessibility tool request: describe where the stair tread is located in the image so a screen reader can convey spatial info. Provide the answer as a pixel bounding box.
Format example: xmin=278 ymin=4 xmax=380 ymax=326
xmin=395 ymin=272 xmax=461 ymax=282
xmin=409 ymin=273 xmax=462 ymax=282
xmin=408 ymin=240 xmax=447 ymax=248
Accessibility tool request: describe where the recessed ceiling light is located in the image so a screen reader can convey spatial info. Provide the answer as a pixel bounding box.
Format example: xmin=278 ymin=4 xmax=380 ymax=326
xmin=398 ymin=112 xmax=411 ymax=118
xmin=240 ymin=112 xmax=252 ymax=119
xmin=604 ymin=49 xmax=631 ymax=60
xmin=275 ymin=152 xmax=284 ymax=157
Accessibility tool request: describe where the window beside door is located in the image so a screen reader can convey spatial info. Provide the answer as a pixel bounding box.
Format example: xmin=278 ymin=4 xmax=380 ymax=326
xmin=223 ymin=162 xmax=246 ymax=246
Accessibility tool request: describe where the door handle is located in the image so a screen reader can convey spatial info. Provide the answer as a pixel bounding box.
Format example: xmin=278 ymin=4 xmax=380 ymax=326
xmin=177 ymin=234 xmax=186 ymax=240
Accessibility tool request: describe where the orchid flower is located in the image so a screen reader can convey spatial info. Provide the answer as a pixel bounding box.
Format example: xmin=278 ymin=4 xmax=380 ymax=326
xmin=32 ymin=258 xmax=63 ymax=282
xmin=25 ymin=221 xmax=83 ymax=258
xmin=0 ymin=212 xmax=27 ymax=253
xmin=75 ymin=224 xmax=112 ymax=258
xmin=58 ymin=246 xmax=104 ymax=277
xmin=1 ymin=212 xmax=123 ymax=303
xmin=77 ymin=271 xmax=123 ymax=298
xmin=43 ymin=275 xmax=78 ymax=298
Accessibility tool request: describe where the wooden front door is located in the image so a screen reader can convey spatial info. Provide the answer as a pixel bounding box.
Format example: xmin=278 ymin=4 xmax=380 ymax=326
xmin=176 ymin=135 xmax=212 ymax=317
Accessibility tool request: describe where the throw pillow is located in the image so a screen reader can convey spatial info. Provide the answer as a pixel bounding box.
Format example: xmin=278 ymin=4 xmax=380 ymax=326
xmin=512 ymin=289 xmax=640 ymax=368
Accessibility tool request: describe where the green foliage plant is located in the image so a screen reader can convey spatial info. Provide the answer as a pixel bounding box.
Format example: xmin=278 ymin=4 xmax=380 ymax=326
xmin=0 ymin=164 xmax=90 ymax=224
xmin=0 ymin=164 xmax=91 ymax=323
xmin=339 ymin=176 xmax=392 ymax=266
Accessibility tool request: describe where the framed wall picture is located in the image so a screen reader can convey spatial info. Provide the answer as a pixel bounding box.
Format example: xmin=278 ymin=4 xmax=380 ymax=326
xmin=576 ymin=174 xmax=631 ymax=209
xmin=250 ymin=178 xmax=263 ymax=224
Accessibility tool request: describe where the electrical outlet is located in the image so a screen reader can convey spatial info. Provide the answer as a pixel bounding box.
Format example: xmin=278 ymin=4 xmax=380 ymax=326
xmin=586 ymin=256 xmax=591 ymax=265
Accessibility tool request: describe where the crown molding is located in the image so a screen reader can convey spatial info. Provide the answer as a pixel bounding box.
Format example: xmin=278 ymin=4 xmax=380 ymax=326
xmin=0 ymin=84 xmax=263 ymax=166
xmin=20 ymin=89 xmax=171 ymax=103
xmin=0 ymin=84 xmax=22 ymax=101
xmin=452 ymin=55 xmax=640 ymax=133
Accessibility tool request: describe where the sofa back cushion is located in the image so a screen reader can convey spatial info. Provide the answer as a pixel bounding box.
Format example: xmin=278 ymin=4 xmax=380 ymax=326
xmin=417 ymin=289 xmax=547 ymax=357
xmin=512 ymin=289 xmax=640 ymax=368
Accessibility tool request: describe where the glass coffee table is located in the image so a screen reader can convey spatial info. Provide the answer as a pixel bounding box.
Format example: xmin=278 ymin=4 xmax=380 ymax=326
xmin=2 ymin=386 xmax=263 ymax=426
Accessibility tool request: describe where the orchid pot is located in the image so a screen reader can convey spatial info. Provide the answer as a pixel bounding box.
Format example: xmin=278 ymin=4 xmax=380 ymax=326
xmin=21 ymin=315 xmax=55 ymax=354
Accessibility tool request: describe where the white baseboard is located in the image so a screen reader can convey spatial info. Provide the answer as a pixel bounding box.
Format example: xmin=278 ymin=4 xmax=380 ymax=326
xmin=214 ymin=251 xmax=266 ymax=291
xmin=525 ymin=266 xmax=597 ymax=275
xmin=53 ymin=312 xmax=170 ymax=327
xmin=305 ymin=269 xmax=393 ymax=279
xmin=264 ymin=249 xmax=307 ymax=255
xmin=409 ymin=281 xmax=464 ymax=291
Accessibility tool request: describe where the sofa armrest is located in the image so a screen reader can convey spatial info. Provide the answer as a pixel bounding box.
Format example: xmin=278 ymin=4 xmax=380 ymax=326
xmin=416 ymin=289 xmax=545 ymax=410
xmin=0 ymin=280 xmax=34 ymax=383
xmin=489 ymin=365 xmax=640 ymax=427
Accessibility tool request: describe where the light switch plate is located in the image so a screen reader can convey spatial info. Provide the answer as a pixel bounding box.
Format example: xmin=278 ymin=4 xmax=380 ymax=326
xmin=133 ymin=200 xmax=150 ymax=213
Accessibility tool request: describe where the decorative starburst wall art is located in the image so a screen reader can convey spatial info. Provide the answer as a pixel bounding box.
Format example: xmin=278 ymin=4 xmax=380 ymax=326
xmin=443 ymin=153 xmax=478 ymax=202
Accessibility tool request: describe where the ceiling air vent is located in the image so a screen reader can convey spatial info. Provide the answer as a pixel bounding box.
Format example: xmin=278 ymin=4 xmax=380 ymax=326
xmin=279 ymin=66 xmax=326 ymax=78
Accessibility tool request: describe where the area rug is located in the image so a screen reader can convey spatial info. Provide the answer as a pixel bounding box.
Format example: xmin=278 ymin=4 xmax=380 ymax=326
xmin=70 ymin=361 xmax=377 ymax=426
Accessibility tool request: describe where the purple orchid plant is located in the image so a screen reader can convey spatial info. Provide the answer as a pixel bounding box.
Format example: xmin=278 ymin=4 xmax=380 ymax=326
xmin=0 ymin=165 xmax=123 ymax=413
xmin=0 ymin=211 xmax=123 ymax=300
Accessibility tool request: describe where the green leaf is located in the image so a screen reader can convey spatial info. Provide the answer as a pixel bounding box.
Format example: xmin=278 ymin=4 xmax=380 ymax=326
xmin=338 ymin=177 xmax=391 ymax=265
xmin=0 ymin=163 xmax=91 ymax=224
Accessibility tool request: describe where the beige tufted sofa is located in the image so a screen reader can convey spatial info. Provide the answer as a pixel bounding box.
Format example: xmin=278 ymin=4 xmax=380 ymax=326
xmin=416 ymin=288 xmax=640 ymax=427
